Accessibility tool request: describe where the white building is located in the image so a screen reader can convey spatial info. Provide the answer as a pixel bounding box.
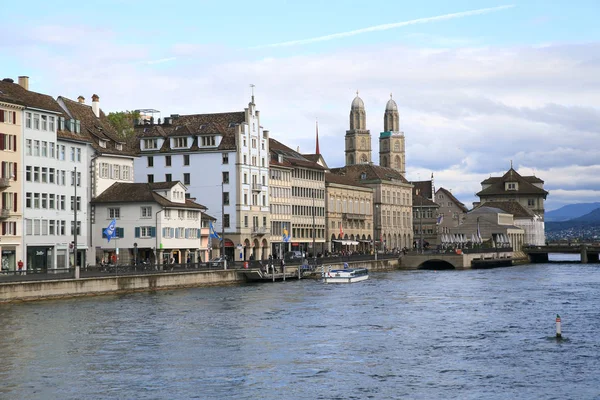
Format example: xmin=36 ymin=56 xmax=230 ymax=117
xmin=57 ymin=94 xmax=137 ymax=265
xmin=0 ymin=77 xmax=94 ymax=270
xmin=91 ymin=181 xmax=206 ymax=265
xmin=134 ymin=95 xmax=271 ymax=261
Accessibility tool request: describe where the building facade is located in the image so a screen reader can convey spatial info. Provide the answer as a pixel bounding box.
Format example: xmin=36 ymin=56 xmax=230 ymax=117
xmin=269 ymin=138 xmax=325 ymax=257
xmin=91 ymin=182 xmax=206 ymax=266
xmin=268 ymin=153 xmax=292 ymax=259
xmin=325 ymin=173 xmax=374 ymax=254
xmin=435 ymin=187 xmax=469 ymax=235
xmin=134 ymin=96 xmax=271 ymax=261
xmin=331 ymin=164 xmax=413 ymax=251
xmin=0 ymin=81 xmax=24 ymax=271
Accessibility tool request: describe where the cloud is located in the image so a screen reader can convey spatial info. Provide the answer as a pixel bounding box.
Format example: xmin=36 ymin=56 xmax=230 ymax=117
xmin=7 ymin=25 xmax=600 ymax=212
xmin=145 ymin=57 xmax=177 ymax=65
xmin=254 ymin=5 xmax=515 ymax=48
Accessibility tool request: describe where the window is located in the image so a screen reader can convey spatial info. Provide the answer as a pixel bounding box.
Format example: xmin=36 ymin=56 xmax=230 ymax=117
xmin=223 ymin=172 xmax=229 ymax=184
xmin=147 ymin=174 xmax=154 ymax=183
xmin=143 ymin=139 xmax=158 ymax=149
xmin=173 ymin=137 xmax=188 ymax=148
xmin=244 ymin=193 xmax=248 ymax=205
xmin=60 ymin=195 xmax=65 ymax=210
xmin=122 ymin=166 xmax=130 ymax=181
xmin=26 ymin=112 xmax=32 ymax=128
xmin=201 ymin=136 xmax=215 ymax=146
xmin=76 ymin=148 xmax=81 ymax=162
xmin=33 ymin=114 xmax=40 ymax=130
xmin=49 ymin=194 xmax=55 ymax=209
xmin=222 ymin=153 xmax=229 ymax=164
xmin=528 ymin=198 xmax=535 ymax=207
xmin=33 ymin=167 xmax=40 ymax=182
xmin=41 ymin=142 xmax=47 ymax=157
xmin=136 ymin=226 xmax=155 ymax=238
xmin=49 ymin=142 xmax=55 ymax=158
xmin=34 ymin=140 xmax=40 ymax=156
xmin=112 ymin=165 xmax=120 ymax=180
xmin=49 ymin=220 xmax=55 ymax=235
xmin=41 ymin=115 xmax=48 ymax=130
xmin=59 ymin=145 xmax=65 ymax=160
xmin=165 ymin=155 xmax=172 ymax=167
xmin=108 ymin=208 xmax=120 ymax=219
xmin=26 ymin=192 xmax=32 ymax=208
xmin=244 ymin=215 xmax=248 ymax=228
xmin=183 ymin=154 xmax=190 ymax=166
xmin=224 ymin=214 xmax=230 ymax=228
xmin=26 ymin=139 xmax=32 ymax=155
xmin=41 ymin=167 xmax=47 ymax=183
xmin=141 ymin=206 xmax=152 ymax=218
xmin=223 ymin=192 xmax=230 ymax=205
xmin=507 ymin=183 xmax=516 ymax=190
xmin=33 ymin=193 xmax=40 ymax=209
xmin=100 ymin=163 xmax=109 ymax=178
xmin=49 ymin=116 xmax=55 ymax=131
xmin=243 ymin=173 xmax=247 ymax=184
xmin=165 ymin=173 xmax=172 ymax=182
xmin=184 ymin=173 xmax=190 ymax=185
xmin=25 ymin=166 xmax=31 ymax=181
xmin=252 ymin=138 xmax=256 ymax=148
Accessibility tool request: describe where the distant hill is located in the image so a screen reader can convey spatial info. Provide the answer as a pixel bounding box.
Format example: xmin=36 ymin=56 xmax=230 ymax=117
xmin=546 ymin=207 xmax=600 ymax=233
xmin=545 ymin=202 xmax=600 ymax=222
xmin=571 ymin=207 xmax=600 ymax=223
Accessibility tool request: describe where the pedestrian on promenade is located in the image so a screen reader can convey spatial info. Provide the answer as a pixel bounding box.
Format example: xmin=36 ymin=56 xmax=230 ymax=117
xmin=17 ymin=260 xmax=23 ymax=275
xmin=280 ymin=259 xmax=285 ymax=274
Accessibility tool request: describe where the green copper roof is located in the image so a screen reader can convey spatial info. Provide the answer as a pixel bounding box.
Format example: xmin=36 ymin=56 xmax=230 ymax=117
xmin=379 ymin=131 xmax=392 ymax=138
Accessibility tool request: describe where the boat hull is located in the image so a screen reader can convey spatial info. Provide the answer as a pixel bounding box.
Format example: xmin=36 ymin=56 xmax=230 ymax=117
xmin=323 ymin=274 xmax=369 ymax=284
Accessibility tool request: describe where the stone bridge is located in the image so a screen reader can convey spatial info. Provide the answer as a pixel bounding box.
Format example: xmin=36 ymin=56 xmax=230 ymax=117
xmin=400 ymin=250 xmax=514 ymax=270
xmin=524 ymin=244 xmax=600 ymax=263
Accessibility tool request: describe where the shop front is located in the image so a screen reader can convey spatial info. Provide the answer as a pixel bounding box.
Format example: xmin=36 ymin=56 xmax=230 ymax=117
xmin=1 ymin=248 xmax=16 ymax=272
xmin=26 ymin=246 xmax=54 ymax=271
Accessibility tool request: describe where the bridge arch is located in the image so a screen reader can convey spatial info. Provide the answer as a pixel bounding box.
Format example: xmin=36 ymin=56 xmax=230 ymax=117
xmin=418 ymin=259 xmax=456 ymax=270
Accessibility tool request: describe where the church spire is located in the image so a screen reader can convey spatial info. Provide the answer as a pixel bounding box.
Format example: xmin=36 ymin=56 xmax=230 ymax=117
xmin=315 ymin=119 xmax=320 ymax=155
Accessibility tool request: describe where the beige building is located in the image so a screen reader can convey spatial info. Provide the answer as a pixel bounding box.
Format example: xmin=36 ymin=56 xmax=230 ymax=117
xmin=0 ymin=90 xmax=24 ymax=271
xmin=268 ymin=153 xmax=293 ymax=259
xmin=345 ymin=94 xmax=372 ymax=165
xmin=436 ymin=187 xmax=469 ymax=235
xmin=379 ymin=95 xmax=406 ymax=176
xmin=331 ymin=164 xmax=413 ymax=251
xmin=325 ymin=173 xmax=374 ymax=254
xmin=270 ymin=138 xmax=325 ymax=257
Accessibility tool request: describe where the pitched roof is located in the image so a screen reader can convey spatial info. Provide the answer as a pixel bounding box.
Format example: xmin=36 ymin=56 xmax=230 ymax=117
xmin=411 ymin=180 xmax=433 ymax=199
xmin=330 ymin=164 xmax=409 ymax=184
xmin=58 ymin=96 xmax=136 ymax=156
xmin=269 ymin=138 xmax=325 ymax=170
xmin=477 ymin=168 xmax=548 ymax=197
xmin=413 ymin=194 xmax=439 ymax=207
xmin=475 ymin=201 xmax=535 ymax=218
xmin=325 ymin=172 xmax=371 ymax=189
xmin=436 ymin=187 xmax=469 ymax=213
xmin=134 ymin=111 xmax=246 ymax=153
xmin=91 ymin=182 xmax=206 ymax=210
xmin=0 ymin=79 xmax=64 ymax=113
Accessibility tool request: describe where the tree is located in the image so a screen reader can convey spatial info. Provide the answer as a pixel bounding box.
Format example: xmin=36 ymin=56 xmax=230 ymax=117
xmin=106 ymin=110 xmax=140 ymax=139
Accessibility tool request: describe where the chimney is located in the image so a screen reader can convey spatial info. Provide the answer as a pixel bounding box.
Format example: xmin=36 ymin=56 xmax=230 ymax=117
xmin=18 ymin=76 xmax=29 ymax=90
xmin=77 ymin=96 xmax=85 ymax=104
xmin=91 ymin=94 xmax=100 ymax=118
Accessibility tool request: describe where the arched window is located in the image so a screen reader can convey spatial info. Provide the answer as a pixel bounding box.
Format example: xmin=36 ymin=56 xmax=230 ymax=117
xmin=394 ymin=155 xmax=401 ymax=169
xmin=348 ymin=154 xmax=354 ymax=165
xmin=361 ymin=138 xmax=366 ymax=150
xmin=382 ymin=156 xmax=388 ymax=167
xmin=394 ymin=141 xmax=400 ymax=152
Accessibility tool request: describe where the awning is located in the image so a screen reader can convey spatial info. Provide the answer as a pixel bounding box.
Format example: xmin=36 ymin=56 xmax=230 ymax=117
xmin=332 ymin=240 xmax=360 ymax=245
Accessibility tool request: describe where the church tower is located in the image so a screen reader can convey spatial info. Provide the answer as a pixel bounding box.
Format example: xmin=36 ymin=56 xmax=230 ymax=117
xmin=379 ymin=94 xmax=405 ymax=176
xmin=345 ymin=92 xmax=372 ymax=166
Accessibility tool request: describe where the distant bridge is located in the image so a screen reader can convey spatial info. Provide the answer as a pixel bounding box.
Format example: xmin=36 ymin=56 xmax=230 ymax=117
xmin=523 ymin=244 xmax=600 ymax=263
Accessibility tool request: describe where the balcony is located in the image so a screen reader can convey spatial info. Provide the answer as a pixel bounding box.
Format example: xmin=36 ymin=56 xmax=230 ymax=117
xmin=342 ymin=213 xmax=366 ymax=221
xmin=252 ymin=183 xmax=263 ymax=192
xmin=0 ymin=209 xmax=10 ymax=219
xmin=251 ymin=226 xmax=269 ymax=236
xmin=0 ymin=177 xmax=9 ymax=190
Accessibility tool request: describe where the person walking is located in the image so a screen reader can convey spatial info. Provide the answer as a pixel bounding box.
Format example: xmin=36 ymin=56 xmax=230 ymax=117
xmin=280 ymin=258 xmax=285 ymax=274
xmin=17 ymin=259 xmax=23 ymax=275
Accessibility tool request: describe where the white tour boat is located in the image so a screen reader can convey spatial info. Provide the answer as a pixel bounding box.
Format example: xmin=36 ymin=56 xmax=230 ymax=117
xmin=322 ymin=267 xmax=369 ymax=284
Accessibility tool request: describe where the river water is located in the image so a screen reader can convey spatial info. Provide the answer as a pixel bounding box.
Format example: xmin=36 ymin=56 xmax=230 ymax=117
xmin=1 ymin=260 xmax=599 ymax=399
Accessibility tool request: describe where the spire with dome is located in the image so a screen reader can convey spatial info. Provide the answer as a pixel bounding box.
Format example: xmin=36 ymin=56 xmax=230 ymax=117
xmin=345 ymin=90 xmax=371 ymax=166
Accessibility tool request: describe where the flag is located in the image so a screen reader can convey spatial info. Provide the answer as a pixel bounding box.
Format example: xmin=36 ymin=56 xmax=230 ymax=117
xmin=477 ymin=220 xmax=482 ymax=242
xmin=339 ymin=221 xmax=343 ymax=237
xmin=436 ymin=214 xmax=443 ymax=225
xmin=103 ymin=218 xmax=117 ymax=242
xmin=283 ymin=224 xmax=290 ymax=242
xmin=209 ymin=221 xmax=221 ymax=240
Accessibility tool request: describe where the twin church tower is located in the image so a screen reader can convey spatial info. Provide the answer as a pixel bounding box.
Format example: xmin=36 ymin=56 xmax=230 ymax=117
xmin=344 ymin=92 xmax=405 ymax=176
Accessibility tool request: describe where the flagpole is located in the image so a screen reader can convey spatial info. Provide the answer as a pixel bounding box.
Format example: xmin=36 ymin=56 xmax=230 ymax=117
xmin=73 ymin=166 xmax=78 ymax=278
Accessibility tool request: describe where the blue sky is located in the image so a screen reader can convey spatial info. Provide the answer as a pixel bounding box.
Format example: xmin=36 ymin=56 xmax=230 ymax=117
xmin=2 ymin=0 xmax=600 ymax=210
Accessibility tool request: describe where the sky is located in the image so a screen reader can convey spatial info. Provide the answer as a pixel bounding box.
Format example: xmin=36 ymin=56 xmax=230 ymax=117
xmin=2 ymin=0 xmax=599 ymax=211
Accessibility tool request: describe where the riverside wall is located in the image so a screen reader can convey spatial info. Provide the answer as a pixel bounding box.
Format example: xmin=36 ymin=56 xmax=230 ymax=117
xmin=0 ymin=269 xmax=243 ymax=304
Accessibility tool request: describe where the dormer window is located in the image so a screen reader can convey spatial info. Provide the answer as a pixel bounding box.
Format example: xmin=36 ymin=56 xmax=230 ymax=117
xmin=506 ymin=182 xmax=517 ymax=191
xmin=69 ymin=120 xmax=75 ymax=132
xmin=116 ymin=143 xmax=123 ymax=151
xmin=99 ymin=139 xmax=107 ymax=148
xmin=59 ymin=117 xmax=65 ymax=131
xmin=201 ymin=136 xmax=216 ymax=147
xmin=360 ymin=172 xmax=367 ymax=180
xmin=75 ymin=120 xmax=81 ymax=133
xmin=173 ymin=137 xmax=188 ymax=148
xmin=143 ymin=139 xmax=157 ymax=149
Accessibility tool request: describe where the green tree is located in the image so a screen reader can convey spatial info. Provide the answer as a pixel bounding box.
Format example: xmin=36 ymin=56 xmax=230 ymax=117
xmin=106 ymin=110 xmax=140 ymax=139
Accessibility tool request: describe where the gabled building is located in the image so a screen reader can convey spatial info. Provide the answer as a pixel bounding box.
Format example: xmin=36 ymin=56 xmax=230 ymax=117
xmin=475 ymin=167 xmax=549 ymax=220
xmin=410 ymin=178 xmax=439 ymax=247
xmin=330 ymin=164 xmax=413 ymax=251
xmin=91 ymin=182 xmax=207 ymax=266
xmin=268 ymin=152 xmax=293 ymax=259
xmin=270 ymin=138 xmax=326 ymax=257
xmin=133 ymin=96 xmax=271 ymax=261
xmin=435 ymin=187 xmax=469 ymax=235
